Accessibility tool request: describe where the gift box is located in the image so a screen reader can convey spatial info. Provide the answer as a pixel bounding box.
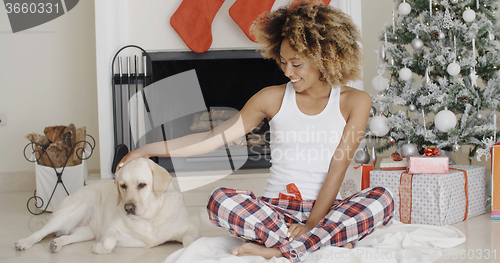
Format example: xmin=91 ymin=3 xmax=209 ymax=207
xmin=407 ymin=156 xmax=449 ymax=174
xmin=370 ymin=165 xmax=485 ymax=226
xmin=338 ymin=164 xmax=373 ymax=199
xmin=380 ymin=158 xmax=407 ymax=171
xmin=492 ymin=143 xmax=500 ymax=219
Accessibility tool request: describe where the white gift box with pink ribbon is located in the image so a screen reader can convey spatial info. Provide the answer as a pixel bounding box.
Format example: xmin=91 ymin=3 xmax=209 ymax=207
xmin=370 ymin=165 xmax=486 ymax=226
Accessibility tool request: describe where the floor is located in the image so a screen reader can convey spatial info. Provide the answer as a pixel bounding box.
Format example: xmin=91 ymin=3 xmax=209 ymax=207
xmin=1 ymin=190 xmax=499 ymax=263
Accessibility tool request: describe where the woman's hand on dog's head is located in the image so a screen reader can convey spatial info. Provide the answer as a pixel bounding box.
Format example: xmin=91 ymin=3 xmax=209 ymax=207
xmin=116 ymin=150 xmax=150 ymax=172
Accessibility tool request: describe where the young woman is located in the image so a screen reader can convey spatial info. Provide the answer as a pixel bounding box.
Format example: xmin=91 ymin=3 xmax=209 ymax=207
xmin=117 ymin=1 xmax=394 ymax=262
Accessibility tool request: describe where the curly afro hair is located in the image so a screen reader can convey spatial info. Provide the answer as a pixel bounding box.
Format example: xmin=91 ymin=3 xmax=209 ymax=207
xmin=250 ymin=0 xmax=363 ymax=87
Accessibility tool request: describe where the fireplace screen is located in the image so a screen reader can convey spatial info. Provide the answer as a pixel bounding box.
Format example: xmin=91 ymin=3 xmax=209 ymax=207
xmin=113 ymin=49 xmax=288 ymax=172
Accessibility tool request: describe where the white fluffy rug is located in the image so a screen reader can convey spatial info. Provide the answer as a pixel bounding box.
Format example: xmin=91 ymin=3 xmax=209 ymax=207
xmin=164 ymin=220 xmax=465 ymax=263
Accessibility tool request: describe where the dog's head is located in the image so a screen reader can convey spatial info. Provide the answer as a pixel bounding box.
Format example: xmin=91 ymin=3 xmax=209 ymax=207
xmin=114 ymin=158 xmax=172 ymax=217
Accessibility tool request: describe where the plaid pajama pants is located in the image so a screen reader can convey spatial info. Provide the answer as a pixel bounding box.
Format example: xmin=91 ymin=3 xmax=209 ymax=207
xmin=207 ymin=186 xmax=394 ymax=262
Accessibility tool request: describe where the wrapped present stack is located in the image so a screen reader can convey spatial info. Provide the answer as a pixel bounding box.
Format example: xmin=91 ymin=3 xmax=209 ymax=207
xmin=370 ymin=148 xmax=486 ymax=226
xmin=493 ymin=143 xmax=500 ymax=220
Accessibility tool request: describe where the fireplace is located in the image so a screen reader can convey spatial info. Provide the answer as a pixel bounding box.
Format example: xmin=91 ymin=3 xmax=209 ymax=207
xmin=144 ymin=50 xmax=289 ymax=172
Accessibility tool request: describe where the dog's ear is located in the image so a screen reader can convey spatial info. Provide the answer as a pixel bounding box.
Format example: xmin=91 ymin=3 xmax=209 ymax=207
xmin=115 ymin=178 xmax=123 ymax=206
xmin=148 ymin=159 xmax=172 ymax=196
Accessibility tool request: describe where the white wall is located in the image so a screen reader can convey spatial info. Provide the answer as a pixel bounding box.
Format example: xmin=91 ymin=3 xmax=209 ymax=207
xmin=96 ymin=0 xmax=363 ymax=178
xmin=0 ymin=1 xmax=100 ymax=192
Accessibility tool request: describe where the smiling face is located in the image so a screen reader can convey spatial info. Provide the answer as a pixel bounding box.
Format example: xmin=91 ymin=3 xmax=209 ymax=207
xmin=279 ymin=38 xmax=325 ymax=93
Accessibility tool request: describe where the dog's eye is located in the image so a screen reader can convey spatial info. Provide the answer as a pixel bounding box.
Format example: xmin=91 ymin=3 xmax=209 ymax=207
xmin=120 ymin=184 xmax=127 ymax=190
xmin=138 ymin=183 xmax=146 ymax=189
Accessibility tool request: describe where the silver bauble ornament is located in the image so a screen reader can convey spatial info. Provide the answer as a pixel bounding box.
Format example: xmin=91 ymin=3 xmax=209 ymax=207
xmin=378 ymin=43 xmax=386 ymax=60
xmin=438 ymin=31 xmax=446 ymax=40
xmin=408 ymin=104 xmax=417 ymax=112
xmin=369 ymin=106 xmax=377 ymax=117
xmin=411 ymin=37 xmax=424 ymax=50
xmin=370 ymin=146 xmax=377 ymax=166
xmin=354 ymin=146 xmax=371 ymax=164
xmin=401 ymin=143 xmax=419 ymax=157
xmin=476 ymin=112 xmax=484 ymax=120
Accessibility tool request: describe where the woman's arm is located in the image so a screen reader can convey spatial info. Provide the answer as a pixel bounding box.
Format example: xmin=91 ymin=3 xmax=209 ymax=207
xmin=287 ymin=88 xmax=372 ymax=240
xmin=116 ymin=85 xmax=281 ymax=171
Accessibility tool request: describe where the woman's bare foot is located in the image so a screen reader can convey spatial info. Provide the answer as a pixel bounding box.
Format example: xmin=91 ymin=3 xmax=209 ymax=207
xmin=342 ymin=242 xmax=354 ymax=249
xmin=232 ymin=243 xmax=283 ymax=259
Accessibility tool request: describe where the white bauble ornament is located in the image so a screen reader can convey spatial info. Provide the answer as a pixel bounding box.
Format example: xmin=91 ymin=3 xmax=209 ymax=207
xmin=463 ymin=9 xmax=476 ymax=22
xmin=372 ymin=75 xmax=389 ymax=91
xmin=411 ymin=37 xmax=424 ymax=50
xmin=451 ymin=0 xmax=459 ymax=3
xmin=399 ymin=67 xmax=413 ymax=81
xmin=447 ymin=62 xmax=461 ymax=76
xmin=489 ymin=33 xmax=495 ymax=41
xmin=435 ymin=109 xmax=457 ymax=132
xmin=398 ymin=2 xmax=411 ymax=15
xmin=401 ymin=143 xmax=419 ymax=157
xmin=369 ymin=115 xmax=390 ymax=137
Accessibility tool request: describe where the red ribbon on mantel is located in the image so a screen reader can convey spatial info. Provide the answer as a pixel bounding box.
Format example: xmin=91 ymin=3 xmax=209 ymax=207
xmin=398 ymin=167 xmax=470 ymax=223
xmin=424 ymin=147 xmax=440 ymax=156
xmin=279 ymin=183 xmax=303 ymax=201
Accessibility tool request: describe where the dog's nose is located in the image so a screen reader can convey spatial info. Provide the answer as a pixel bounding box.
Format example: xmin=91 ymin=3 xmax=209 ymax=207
xmin=124 ymin=203 xmax=135 ymax=214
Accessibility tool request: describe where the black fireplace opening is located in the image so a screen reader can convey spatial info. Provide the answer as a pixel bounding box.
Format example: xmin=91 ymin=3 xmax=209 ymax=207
xmin=147 ymin=50 xmax=289 ymax=172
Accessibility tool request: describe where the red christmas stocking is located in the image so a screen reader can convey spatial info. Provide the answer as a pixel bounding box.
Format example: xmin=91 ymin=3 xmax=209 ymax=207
xmin=170 ymin=0 xmax=225 ymax=53
xmin=229 ymin=0 xmax=276 ymax=43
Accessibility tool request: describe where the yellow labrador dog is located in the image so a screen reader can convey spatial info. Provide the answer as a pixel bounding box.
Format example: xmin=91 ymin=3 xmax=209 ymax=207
xmin=15 ymin=158 xmax=199 ymax=254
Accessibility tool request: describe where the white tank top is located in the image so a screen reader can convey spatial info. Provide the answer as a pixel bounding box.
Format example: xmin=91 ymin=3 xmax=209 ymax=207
xmin=263 ymin=82 xmax=346 ymax=200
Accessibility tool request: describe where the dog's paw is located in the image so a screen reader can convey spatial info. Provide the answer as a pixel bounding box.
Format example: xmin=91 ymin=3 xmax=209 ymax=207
xmin=15 ymin=238 xmax=34 ymax=251
xmin=49 ymin=239 xmax=62 ymax=253
xmin=91 ymin=240 xmax=113 ymax=254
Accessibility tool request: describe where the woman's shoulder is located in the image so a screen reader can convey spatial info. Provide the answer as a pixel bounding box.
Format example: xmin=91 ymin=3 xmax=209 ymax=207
xmin=339 ymin=86 xmax=372 ymax=118
xmin=249 ymin=84 xmax=287 ymax=119
xmin=258 ymin=83 xmax=287 ymax=97
xmin=339 ymin=86 xmax=371 ymax=105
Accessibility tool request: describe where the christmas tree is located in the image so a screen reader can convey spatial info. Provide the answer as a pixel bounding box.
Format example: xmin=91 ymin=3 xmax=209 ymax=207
xmin=369 ymin=0 xmax=500 ymax=160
